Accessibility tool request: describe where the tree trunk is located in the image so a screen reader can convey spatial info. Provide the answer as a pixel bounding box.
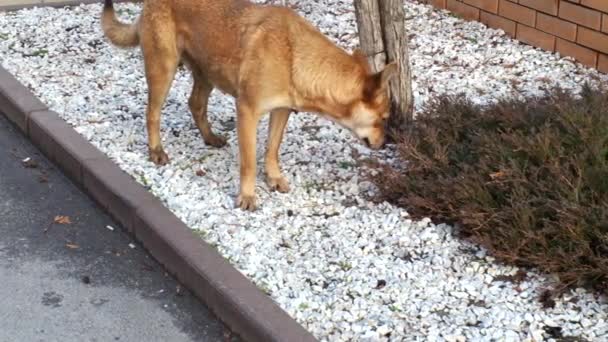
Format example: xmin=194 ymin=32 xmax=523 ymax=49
xmin=354 ymin=0 xmax=413 ymax=137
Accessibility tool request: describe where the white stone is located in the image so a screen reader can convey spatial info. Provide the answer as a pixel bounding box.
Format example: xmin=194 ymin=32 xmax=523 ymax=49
xmin=0 ymin=1 xmax=606 ymax=341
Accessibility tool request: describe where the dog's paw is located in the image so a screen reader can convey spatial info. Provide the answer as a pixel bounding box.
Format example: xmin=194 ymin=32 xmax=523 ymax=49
xmin=267 ymin=176 xmax=290 ymax=193
xmin=236 ymin=194 xmax=257 ymax=211
xmin=149 ymin=148 xmax=170 ymax=165
xmin=205 ymin=134 xmax=228 ymax=148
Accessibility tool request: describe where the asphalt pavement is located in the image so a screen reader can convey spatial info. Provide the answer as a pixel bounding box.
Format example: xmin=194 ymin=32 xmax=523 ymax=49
xmin=0 ymin=113 xmax=236 ymax=342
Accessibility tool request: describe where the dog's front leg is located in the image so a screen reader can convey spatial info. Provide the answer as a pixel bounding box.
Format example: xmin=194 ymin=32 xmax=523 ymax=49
xmin=236 ymin=101 xmax=260 ymax=211
xmin=265 ymin=108 xmax=291 ymax=193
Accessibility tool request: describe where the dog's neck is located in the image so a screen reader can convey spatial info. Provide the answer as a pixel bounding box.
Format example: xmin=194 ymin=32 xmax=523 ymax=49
xmin=292 ymin=49 xmax=367 ymax=119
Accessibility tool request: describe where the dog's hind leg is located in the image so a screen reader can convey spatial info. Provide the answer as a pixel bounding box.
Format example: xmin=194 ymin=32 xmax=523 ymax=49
xmin=265 ymin=108 xmax=291 ymax=193
xmin=141 ymin=32 xmax=179 ymax=165
xmin=188 ymin=71 xmax=227 ymax=148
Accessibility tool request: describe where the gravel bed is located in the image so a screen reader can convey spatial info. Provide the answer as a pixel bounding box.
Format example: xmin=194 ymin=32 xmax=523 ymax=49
xmin=1 ymin=1 xmax=607 ymax=341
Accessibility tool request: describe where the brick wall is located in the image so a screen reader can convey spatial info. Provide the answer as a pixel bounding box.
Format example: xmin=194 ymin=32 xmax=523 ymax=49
xmin=424 ymin=0 xmax=608 ymax=73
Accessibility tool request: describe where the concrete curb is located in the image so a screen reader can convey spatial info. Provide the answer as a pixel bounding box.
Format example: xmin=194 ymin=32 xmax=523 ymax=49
xmin=0 ymin=67 xmax=316 ymax=342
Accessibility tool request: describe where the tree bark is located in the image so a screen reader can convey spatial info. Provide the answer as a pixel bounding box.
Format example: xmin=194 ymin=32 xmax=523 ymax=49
xmin=353 ymin=0 xmax=386 ymax=72
xmin=354 ymin=0 xmax=414 ymax=136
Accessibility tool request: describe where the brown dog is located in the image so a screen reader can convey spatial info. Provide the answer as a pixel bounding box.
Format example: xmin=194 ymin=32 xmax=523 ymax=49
xmin=102 ymin=0 xmax=396 ymax=211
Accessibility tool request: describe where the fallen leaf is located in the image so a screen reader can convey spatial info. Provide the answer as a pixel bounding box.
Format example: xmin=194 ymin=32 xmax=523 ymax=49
xmin=539 ymin=289 xmax=556 ymax=309
xmin=141 ymin=263 xmax=154 ymax=272
xmin=22 ymin=157 xmax=38 ymax=168
xmin=489 ymin=171 xmax=506 ymax=180
xmin=54 ymin=215 xmax=72 ymax=225
xmin=375 ymin=279 xmax=387 ymax=289
xmin=196 ymin=169 xmax=206 ymax=177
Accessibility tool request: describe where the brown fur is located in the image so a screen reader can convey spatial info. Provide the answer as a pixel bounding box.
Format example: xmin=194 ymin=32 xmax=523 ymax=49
xmin=101 ymin=0 xmax=397 ymax=211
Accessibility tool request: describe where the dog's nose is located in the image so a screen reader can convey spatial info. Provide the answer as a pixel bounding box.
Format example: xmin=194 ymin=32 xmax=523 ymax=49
xmin=363 ymin=137 xmax=371 ymax=148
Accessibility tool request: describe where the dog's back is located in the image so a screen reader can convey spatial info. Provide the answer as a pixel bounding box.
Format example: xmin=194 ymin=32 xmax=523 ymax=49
xmin=103 ymin=0 xmax=365 ymax=101
xmin=174 ymin=0 xmax=363 ymax=102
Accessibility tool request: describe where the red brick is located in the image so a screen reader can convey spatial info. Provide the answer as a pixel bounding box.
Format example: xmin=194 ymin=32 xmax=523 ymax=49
xmin=480 ymin=11 xmax=517 ymax=37
xmin=536 ymin=13 xmax=578 ymax=41
xmin=581 ymin=0 xmax=608 ymax=13
xmin=519 ymin=0 xmax=558 ymax=15
xmin=517 ymin=23 xmax=556 ymax=51
xmin=603 ymin=14 xmax=608 ymax=33
xmin=499 ymin=0 xmax=537 ymax=26
xmin=430 ymin=0 xmax=447 ymax=9
xmin=464 ymin=0 xmax=499 ymax=14
xmin=577 ymin=26 xmax=608 ymax=53
xmin=556 ymin=38 xmax=598 ymax=67
xmin=447 ymin=0 xmax=480 ymax=21
xmin=598 ymin=54 xmax=608 ymax=73
xmin=559 ymin=1 xmax=602 ymax=29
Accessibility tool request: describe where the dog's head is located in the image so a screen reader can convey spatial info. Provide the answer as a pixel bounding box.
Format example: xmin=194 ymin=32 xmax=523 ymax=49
xmin=338 ymin=53 xmax=398 ymax=150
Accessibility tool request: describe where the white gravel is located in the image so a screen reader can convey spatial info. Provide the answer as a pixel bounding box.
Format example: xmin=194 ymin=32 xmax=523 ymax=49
xmin=2 ymin=1 xmax=608 ymax=341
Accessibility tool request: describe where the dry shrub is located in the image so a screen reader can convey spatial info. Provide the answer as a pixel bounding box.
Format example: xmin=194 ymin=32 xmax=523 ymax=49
xmin=372 ymin=86 xmax=608 ymax=294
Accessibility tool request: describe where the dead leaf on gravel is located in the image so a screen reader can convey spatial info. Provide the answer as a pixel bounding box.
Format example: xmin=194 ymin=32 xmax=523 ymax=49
xmin=489 ymin=171 xmax=506 ymax=180
xmin=65 ymin=243 xmax=79 ymax=249
xmin=22 ymin=157 xmax=38 ymax=168
xmin=54 ymin=215 xmax=72 ymax=224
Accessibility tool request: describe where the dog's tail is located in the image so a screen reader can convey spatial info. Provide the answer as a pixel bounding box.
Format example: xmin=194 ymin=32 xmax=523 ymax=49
xmin=102 ymin=0 xmax=140 ymax=48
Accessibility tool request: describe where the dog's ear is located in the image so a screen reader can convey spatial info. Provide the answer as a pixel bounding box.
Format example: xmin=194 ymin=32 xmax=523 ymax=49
xmin=352 ymin=48 xmax=368 ymax=66
xmin=363 ymin=72 xmax=382 ymax=100
xmin=363 ymin=62 xmax=398 ymax=100
xmin=380 ymin=62 xmax=398 ymax=87
xmin=352 ymin=48 xmax=365 ymax=57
